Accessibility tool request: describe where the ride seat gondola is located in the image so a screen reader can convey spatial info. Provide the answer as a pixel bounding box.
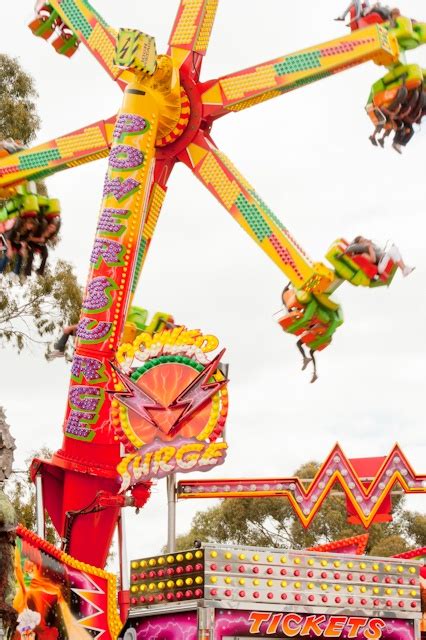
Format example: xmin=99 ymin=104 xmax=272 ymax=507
xmin=28 ymin=3 xmax=79 ymax=57
xmin=326 ymin=238 xmax=397 ymax=287
xmin=28 ymin=2 xmax=60 ymax=40
xmin=278 ymin=287 xmax=342 ymax=351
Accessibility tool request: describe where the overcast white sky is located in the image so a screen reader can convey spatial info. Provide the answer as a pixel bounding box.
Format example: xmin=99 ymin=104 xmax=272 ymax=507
xmin=1 ymin=1 xmax=426 ymax=564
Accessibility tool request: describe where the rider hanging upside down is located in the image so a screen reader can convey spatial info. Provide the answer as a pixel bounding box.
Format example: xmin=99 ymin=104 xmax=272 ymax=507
xmin=296 ymin=334 xmax=319 ymax=384
xmin=369 ymin=80 xmax=408 ymax=148
xmin=337 ymin=4 xmax=426 ymax=151
xmin=369 ymin=79 xmax=426 ymax=152
xmin=392 ymin=90 xmax=426 ymax=152
xmin=280 ymin=285 xmax=342 ymax=384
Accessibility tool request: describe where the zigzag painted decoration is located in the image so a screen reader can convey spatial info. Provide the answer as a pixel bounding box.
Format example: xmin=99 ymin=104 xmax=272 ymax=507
xmin=177 ymin=444 xmax=426 ymax=528
xmin=393 ymin=547 xmax=426 ymax=562
xmin=308 ymin=534 xmax=369 ymax=556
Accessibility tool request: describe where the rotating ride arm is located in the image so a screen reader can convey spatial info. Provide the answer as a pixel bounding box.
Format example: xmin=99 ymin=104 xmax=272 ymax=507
xmin=179 ymin=131 xmax=400 ymax=356
xmin=179 ymin=131 xmax=332 ymax=290
xmin=0 ymin=142 xmax=62 ymax=236
xmin=30 ymin=0 xmax=133 ymax=88
xmin=178 ymin=131 xmax=348 ymax=352
xmin=200 ymin=24 xmax=398 ymax=120
xmin=0 ymin=1 xmax=124 ymax=212
xmin=0 ymin=117 xmax=115 ymax=192
xmin=167 ymin=0 xmax=219 ymax=76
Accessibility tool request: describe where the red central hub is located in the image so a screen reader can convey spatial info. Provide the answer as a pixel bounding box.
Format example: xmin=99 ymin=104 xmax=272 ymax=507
xmin=156 ymin=71 xmax=205 ymax=159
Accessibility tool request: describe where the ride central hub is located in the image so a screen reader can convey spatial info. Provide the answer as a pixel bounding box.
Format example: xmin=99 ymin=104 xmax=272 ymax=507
xmin=114 ymin=29 xmax=191 ymax=146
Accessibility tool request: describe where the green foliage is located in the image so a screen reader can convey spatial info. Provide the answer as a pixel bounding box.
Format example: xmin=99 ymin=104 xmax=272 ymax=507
xmin=369 ymin=535 xmax=408 ymax=557
xmin=0 ymin=55 xmax=40 ymax=144
xmin=0 ymin=259 xmax=82 ymax=353
xmin=175 ymin=462 xmax=424 ymax=556
xmin=4 ymin=446 xmax=58 ymax=545
xmin=0 ymin=56 xmax=49 ymax=203
xmin=400 ymin=512 xmax=426 ymax=548
xmin=0 ymin=57 xmax=80 ymax=353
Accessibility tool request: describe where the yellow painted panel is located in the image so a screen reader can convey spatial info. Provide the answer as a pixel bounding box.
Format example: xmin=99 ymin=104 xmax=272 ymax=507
xmin=186 ymin=142 xmax=209 ymax=168
xmin=170 ymin=0 xmax=203 ymax=46
xmin=143 ymin=183 xmax=166 ymax=239
xmin=224 ymin=90 xmax=281 ymax=112
xmin=56 ymin=126 xmax=107 ymax=158
xmin=87 ymin=22 xmax=117 ymax=74
xmin=201 ymin=83 xmax=223 ymax=106
xmin=199 ymin=153 xmax=240 ymax=210
xmin=220 ymin=64 xmax=277 ymax=100
xmin=194 ymin=0 xmax=218 ymax=53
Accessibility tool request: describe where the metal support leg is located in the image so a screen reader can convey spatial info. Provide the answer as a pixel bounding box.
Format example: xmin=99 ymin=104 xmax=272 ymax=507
xmin=167 ymin=473 xmax=176 ymax=553
xmin=118 ymin=509 xmax=129 ymax=590
xmin=198 ymin=607 xmax=215 ymax=640
xmin=35 ymin=474 xmax=45 ymax=539
xmin=117 ymin=508 xmax=130 ymax=622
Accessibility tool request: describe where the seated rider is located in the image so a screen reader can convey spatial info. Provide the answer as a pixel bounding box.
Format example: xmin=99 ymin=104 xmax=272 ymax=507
xmin=25 ymin=211 xmax=61 ymax=277
xmin=335 ymin=1 xmax=391 ymax=23
xmin=335 ymin=0 xmax=366 ymax=22
xmin=0 ymin=138 xmax=25 ymax=156
xmin=367 ymin=2 xmax=392 ymax=20
xmin=0 ymin=215 xmax=38 ymax=282
xmin=342 ymin=235 xmax=414 ymax=277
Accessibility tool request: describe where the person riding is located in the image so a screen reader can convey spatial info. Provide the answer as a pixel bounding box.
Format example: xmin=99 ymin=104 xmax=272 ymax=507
xmin=391 ymin=88 xmax=426 ymax=152
xmin=371 ymin=83 xmax=426 ymax=151
xmin=369 ymin=81 xmax=408 ymax=147
xmin=296 ymin=337 xmax=319 ymax=383
xmin=0 ymin=138 xmax=25 ymax=157
xmin=342 ymin=236 xmax=414 ymax=277
xmin=24 ymin=210 xmax=61 ymax=277
xmin=335 ymin=0 xmax=367 ymax=22
xmin=335 ymin=1 xmax=391 ymax=24
xmin=0 ymin=215 xmax=38 ymax=282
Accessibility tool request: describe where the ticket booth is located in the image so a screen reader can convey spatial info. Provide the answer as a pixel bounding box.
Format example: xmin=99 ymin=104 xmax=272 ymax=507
xmin=121 ymin=543 xmax=422 ymax=640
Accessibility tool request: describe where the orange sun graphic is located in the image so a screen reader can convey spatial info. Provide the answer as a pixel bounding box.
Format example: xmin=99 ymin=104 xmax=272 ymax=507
xmin=112 ymin=355 xmax=228 ymax=451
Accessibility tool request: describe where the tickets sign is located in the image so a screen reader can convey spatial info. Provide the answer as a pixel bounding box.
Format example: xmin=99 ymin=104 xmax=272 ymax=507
xmin=248 ymin=613 xmax=387 ymax=638
xmin=213 ymin=610 xmax=416 ymax=640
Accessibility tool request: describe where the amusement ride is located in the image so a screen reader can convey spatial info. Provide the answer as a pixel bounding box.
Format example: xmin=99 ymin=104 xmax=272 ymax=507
xmin=0 ymin=1 xmax=425 ymax=639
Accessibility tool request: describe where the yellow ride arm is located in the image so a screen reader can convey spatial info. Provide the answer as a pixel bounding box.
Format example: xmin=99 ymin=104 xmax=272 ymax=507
xmin=0 ymin=117 xmax=116 ymax=191
xmin=201 ymin=24 xmax=399 ymax=119
xmin=179 ymin=131 xmax=334 ymax=291
xmin=48 ymin=0 xmax=133 ymax=87
xmin=167 ymin=0 xmax=219 ymax=68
